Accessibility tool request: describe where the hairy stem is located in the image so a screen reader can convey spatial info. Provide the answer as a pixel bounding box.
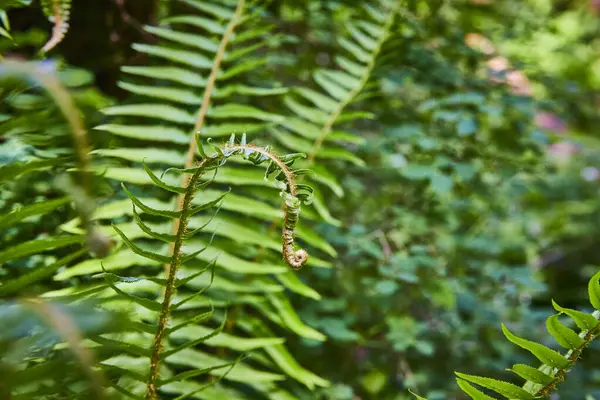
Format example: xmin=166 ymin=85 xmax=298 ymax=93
xmin=223 ymin=144 xmax=308 ymax=268
xmin=146 ymin=161 xmax=207 ymax=399
xmin=41 ymin=0 xmax=69 ymax=54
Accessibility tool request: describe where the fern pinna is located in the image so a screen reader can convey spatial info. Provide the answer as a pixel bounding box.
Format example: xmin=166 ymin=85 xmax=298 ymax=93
xmin=412 ymin=270 xmax=600 ymax=399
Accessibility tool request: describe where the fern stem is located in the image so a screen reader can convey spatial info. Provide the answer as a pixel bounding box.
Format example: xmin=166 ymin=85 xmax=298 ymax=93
xmin=145 ymin=141 xmax=308 ymax=395
xmin=168 ymin=0 xmax=245 ymax=276
xmin=145 ymin=161 xmax=207 ymax=400
xmin=306 ymin=1 xmax=399 ymax=164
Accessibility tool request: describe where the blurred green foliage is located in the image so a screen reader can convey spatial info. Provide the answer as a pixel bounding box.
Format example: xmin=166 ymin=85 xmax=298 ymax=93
xmin=1 ymin=0 xmax=600 ymax=399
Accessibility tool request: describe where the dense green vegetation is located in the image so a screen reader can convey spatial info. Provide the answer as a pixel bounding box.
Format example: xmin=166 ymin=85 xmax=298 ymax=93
xmin=1 ymin=0 xmax=600 ymax=399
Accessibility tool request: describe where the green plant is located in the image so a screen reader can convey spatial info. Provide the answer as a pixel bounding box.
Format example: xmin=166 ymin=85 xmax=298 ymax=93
xmin=3 ymin=0 xmax=600 ymax=399
xmin=411 ymin=270 xmax=600 ymax=399
xmin=40 ymin=0 xmax=72 ymax=53
xmin=67 ymin=0 xmax=404 ymax=396
xmin=105 ymin=134 xmax=313 ymax=399
xmin=0 ymin=59 xmax=121 ymax=398
xmin=0 ymin=56 xmax=317 ymax=398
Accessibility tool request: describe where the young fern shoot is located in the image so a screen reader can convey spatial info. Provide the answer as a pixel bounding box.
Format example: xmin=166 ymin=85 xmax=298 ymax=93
xmin=219 ymin=137 xmax=312 ymax=270
xmin=111 ymin=134 xmax=312 ymax=399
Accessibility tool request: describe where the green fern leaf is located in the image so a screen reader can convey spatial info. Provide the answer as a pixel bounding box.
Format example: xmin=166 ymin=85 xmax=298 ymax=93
xmin=160 ymin=313 xmax=227 ymax=359
xmin=588 ymin=270 xmax=600 ymax=310
xmin=111 ymin=224 xmax=172 ymax=264
xmin=131 ymin=206 xmax=177 ymax=243
xmin=0 ymin=196 xmax=70 ymax=229
xmin=143 ymin=162 xmax=187 ymax=194
xmin=101 ymin=103 xmax=196 ymax=124
xmin=0 ymin=235 xmax=83 ymax=264
xmin=132 ymin=43 xmax=213 ymax=69
xmin=455 ymin=372 xmax=536 ymax=399
xmin=408 ymin=388 xmax=429 ymax=399
xmin=455 ymin=378 xmax=496 ymax=399
xmin=508 ymin=364 xmax=554 ymax=385
xmin=121 ymin=183 xmax=182 ymax=219
xmin=552 ymin=300 xmax=600 ymax=331
xmin=106 ymin=281 xmax=163 ymax=312
xmin=546 ymin=314 xmax=585 ymax=349
xmin=94 ymin=124 xmax=190 ymax=144
xmin=501 ymin=323 xmax=570 ymax=369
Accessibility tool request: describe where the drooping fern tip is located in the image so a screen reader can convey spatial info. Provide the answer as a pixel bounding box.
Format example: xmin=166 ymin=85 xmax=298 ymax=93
xmin=410 ymin=270 xmax=600 ymax=399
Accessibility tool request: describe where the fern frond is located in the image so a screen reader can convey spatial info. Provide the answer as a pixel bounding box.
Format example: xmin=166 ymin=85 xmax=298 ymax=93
xmin=95 ymin=135 xmax=314 ymax=399
xmin=40 ymin=0 xmax=71 ymax=53
xmin=411 ymin=270 xmax=600 ymax=399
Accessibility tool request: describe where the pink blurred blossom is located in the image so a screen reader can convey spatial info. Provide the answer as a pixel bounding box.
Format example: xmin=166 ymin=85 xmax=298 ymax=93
xmin=548 ymin=142 xmax=579 ymax=165
xmin=535 ymin=112 xmax=566 ymax=133
xmin=487 ymin=56 xmax=509 ymax=72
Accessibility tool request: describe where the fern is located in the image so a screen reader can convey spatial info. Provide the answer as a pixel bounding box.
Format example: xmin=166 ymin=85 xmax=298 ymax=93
xmin=101 ymin=133 xmax=312 ymax=398
xmin=412 ymin=270 xmax=600 ymax=399
xmin=50 ymin=0 xmax=404 ymax=395
xmin=40 ymin=0 xmax=71 ymax=53
xmin=0 ymin=60 xmax=110 ymax=283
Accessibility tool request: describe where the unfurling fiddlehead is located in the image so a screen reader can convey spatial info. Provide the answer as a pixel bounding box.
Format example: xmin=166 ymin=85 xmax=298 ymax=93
xmin=282 ymin=194 xmax=308 ymax=269
xmin=219 ymin=138 xmax=311 ymax=270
